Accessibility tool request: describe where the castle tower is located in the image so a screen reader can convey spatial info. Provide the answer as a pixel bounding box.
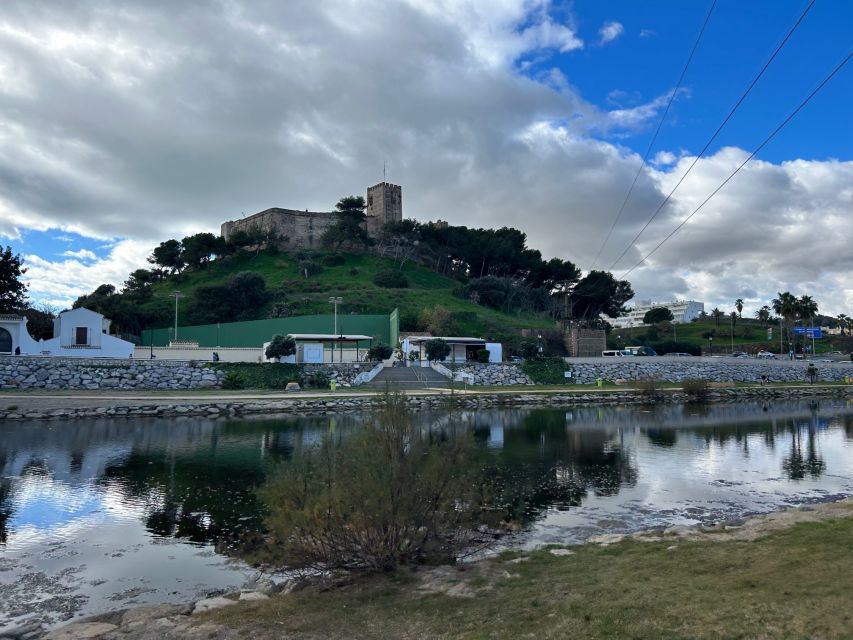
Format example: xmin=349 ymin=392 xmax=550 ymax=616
xmin=366 ymin=182 xmax=402 ymax=237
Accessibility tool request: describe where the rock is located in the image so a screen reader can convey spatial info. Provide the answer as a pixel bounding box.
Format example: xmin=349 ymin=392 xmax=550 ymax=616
xmin=239 ymin=591 xmax=270 ymax=602
xmin=0 ymin=622 xmax=43 ymax=640
xmin=548 ymin=548 xmax=575 ymax=557
xmin=192 ymin=596 xmax=238 ymax=615
xmin=121 ymin=604 xmax=188 ymax=626
xmin=43 ymin=622 xmax=118 ymax=639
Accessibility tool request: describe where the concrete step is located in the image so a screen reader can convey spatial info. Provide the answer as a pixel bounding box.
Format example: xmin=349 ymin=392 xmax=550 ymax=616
xmin=367 ymin=366 xmax=450 ymax=388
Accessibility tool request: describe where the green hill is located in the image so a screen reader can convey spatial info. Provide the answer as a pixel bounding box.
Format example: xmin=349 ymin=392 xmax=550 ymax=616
xmin=97 ymin=249 xmax=555 ymax=343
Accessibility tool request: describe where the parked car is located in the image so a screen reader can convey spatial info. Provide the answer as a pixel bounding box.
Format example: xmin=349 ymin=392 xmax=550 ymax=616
xmin=668 ymin=352 xmax=694 ymax=357
xmin=602 ymin=350 xmax=627 ymax=357
xmin=509 ymin=355 xmax=523 ymax=363
xmin=756 ymin=350 xmax=777 ymax=359
xmin=732 ymin=352 xmax=750 ymax=358
xmin=624 ymin=346 xmax=658 ymax=356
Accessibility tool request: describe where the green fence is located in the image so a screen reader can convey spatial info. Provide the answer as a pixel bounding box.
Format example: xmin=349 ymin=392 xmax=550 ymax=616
xmin=142 ymin=309 xmax=399 ymax=348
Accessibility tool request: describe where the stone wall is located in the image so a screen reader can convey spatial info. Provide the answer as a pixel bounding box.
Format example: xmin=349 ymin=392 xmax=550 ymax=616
xmin=302 ymin=363 xmax=371 ymax=388
xmin=1 ymin=385 xmax=849 ymax=422
xmin=0 ymin=356 xmax=224 ymax=390
xmin=446 ymin=358 xmax=852 ymax=386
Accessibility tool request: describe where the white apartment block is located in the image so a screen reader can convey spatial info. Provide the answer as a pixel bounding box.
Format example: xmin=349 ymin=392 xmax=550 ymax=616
xmin=610 ymin=299 xmax=705 ymax=329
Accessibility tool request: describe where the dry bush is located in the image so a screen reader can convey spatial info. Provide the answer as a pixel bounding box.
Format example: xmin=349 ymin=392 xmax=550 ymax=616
xmin=681 ymin=378 xmax=710 ymax=400
xmin=636 ymin=377 xmax=664 ymax=401
xmin=258 ymin=393 xmax=497 ymax=573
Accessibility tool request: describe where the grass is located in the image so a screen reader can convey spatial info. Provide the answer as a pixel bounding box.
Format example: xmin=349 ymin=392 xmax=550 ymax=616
xmin=206 ymin=515 xmax=853 ymax=639
xmin=145 ymin=250 xmax=553 ymax=336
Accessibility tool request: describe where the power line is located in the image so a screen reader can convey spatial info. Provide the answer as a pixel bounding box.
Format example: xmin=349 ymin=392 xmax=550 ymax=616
xmin=589 ymin=0 xmax=717 ymax=271
xmin=607 ymin=0 xmax=817 ymax=271
xmin=619 ymin=48 xmax=852 ymax=279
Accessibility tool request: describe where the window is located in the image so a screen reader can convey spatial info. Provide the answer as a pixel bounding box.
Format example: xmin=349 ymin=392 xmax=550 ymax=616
xmin=75 ymin=327 xmax=88 ymax=345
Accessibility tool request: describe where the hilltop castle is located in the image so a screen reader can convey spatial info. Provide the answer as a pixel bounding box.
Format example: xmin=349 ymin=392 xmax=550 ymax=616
xmin=220 ymin=182 xmax=402 ymax=249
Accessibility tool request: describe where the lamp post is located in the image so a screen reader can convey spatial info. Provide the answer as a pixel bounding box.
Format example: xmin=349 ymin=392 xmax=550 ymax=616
xmin=169 ymin=291 xmax=184 ymax=342
xmin=329 ymin=297 xmax=343 ymax=335
xmin=708 ymin=335 xmax=713 ymax=356
xmin=730 ymin=314 xmax=734 ymax=355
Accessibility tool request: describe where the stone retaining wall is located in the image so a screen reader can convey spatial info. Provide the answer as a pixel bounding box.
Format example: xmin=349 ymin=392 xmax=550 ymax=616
xmin=302 ymin=363 xmax=369 ymax=388
xmin=450 ymin=359 xmax=852 ymax=385
xmin=0 ymin=356 xmax=224 ymax=390
xmin=2 ymin=386 xmax=849 ymax=421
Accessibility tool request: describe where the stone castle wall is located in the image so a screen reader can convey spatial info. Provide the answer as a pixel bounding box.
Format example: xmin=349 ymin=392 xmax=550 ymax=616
xmin=221 ymin=207 xmax=339 ymax=250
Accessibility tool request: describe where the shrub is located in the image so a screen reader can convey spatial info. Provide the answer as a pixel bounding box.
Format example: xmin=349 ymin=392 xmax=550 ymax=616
xmin=424 ymin=338 xmax=451 ymax=362
xmin=306 ymin=370 xmax=330 ymax=389
xmin=298 ymin=259 xmax=323 ymax=277
xmin=322 ymin=253 xmax=346 ymax=266
xmin=265 ymin=334 xmax=296 ymax=361
xmin=520 ymin=357 xmax=569 ymax=385
xmin=806 ymin=364 xmax=818 ymax=384
xmin=636 ymin=377 xmax=663 ymax=401
xmin=367 ymin=343 xmax=393 ymax=362
xmin=349 ymin=267 xmax=360 ymax=276
xmin=475 ymin=349 xmax=490 ymax=363
xmin=373 ymin=269 xmax=408 ymax=288
xmin=212 ymin=363 xmax=304 ymax=389
xmin=681 ymin=378 xmax=710 ymax=400
xmin=221 ymin=371 xmax=244 ymax=390
xmin=257 ymin=392 xmax=500 ymax=572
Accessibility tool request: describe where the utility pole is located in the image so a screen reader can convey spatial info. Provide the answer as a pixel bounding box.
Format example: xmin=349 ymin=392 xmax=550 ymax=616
xmin=170 ymin=291 xmax=184 ymax=342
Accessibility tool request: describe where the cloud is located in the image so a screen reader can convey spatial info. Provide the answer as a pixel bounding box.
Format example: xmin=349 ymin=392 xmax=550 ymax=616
xmin=61 ymin=248 xmax=98 ymax=261
xmin=0 ymin=1 xmax=849 ymax=317
xmin=598 ymin=21 xmax=624 ymax=45
xmin=23 ymin=239 xmax=151 ymax=308
xmin=639 ymin=29 xmax=655 ymax=39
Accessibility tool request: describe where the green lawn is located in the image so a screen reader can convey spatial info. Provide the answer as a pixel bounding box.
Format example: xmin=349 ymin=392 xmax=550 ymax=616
xmin=207 ymin=510 xmax=853 ymax=639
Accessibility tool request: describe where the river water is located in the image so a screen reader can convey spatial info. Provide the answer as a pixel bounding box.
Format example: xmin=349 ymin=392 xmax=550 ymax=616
xmin=2 ymin=399 xmax=853 ymax=630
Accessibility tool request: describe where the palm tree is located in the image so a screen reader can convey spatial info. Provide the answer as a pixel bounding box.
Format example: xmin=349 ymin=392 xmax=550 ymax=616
xmin=755 ymin=305 xmax=771 ymax=327
xmin=711 ymin=307 xmax=724 ymax=327
xmin=735 ymin=298 xmax=744 ymax=318
xmin=837 ymin=313 xmax=849 ymax=336
xmin=772 ymin=292 xmax=798 ymax=345
xmin=795 ymin=295 xmax=818 ymax=354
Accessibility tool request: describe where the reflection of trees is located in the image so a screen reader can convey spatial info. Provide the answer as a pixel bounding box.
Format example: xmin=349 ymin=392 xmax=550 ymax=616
xmin=477 ymin=410 xmax=638 ymax=523
xmin=782 ymin=422 xmax=826 ymax=480
xmin=0 ymin=477 xmax=12 ymax=545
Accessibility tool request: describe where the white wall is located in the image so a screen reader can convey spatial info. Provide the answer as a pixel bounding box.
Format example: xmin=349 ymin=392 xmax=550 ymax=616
xmin=0 ymin=318 xmax=42 ymax=354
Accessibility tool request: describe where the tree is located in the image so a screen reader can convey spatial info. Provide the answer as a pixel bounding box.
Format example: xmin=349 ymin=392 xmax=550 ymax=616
xmin=755 ymin=305 xmax=771 ymax=327
xmin=735 ymin=298 xmax=744 ymax=317
xmin=772 ymin=291 xmax=799 ymax=340
xmin=569 ymin=270 xmax=634 ymax=322
xmin=643 ymin=307 xmax=673 ymax=324
xmin=182 ymin=232 xmax=224 ymax=269
xmin=0 ymin=246 xmax=28 ymax=313
xmin=123 ymin=269 xmax=157 ymax=295
xmin=322 ymin=196 xmax=372 ymax=251
xmin=367 ymin=343 xmax=393 ymax=362
xmin=188 ymin=271 xmax=270 ymax=324
xmin=838 ymin=313 xmax=849 ymax=336
xmin=711 ymin=307 xmax=725 ymax=327
xmin=265 ymin=334 xmax=296 ymax=361
xmin=424 ymin=338 xmax=451 ymax=363
xmin=149 ymin=239 xmax=185 ymax=275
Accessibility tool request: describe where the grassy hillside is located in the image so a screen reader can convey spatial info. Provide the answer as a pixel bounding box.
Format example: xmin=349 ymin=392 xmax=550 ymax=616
xmin=145 ymin=249 xmax=555 ymax=338
xmin=611 ymin=318 xmax=845 ymax=354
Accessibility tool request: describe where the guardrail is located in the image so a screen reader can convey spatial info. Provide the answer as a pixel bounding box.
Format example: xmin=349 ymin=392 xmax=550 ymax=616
xmin=352 ymin=362 xmax=385 ymax=386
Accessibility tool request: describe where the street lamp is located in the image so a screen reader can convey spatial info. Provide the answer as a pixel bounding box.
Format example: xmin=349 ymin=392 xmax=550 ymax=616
xmin=329 ymin=297 xmax=343 ymax=335
xmin=169 ymin=291 xmax=184 ymax=342
xmin=708 ymin=335 xmax=713 ymax=356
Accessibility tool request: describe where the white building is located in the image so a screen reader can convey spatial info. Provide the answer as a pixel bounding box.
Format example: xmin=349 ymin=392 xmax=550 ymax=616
xmin=401 ymin=336 xmax=503 ymax=364
xmin=610 ymin=299 xmax=705 ymax=329
xmin=0 ymin=308 xmax=134 ymax=358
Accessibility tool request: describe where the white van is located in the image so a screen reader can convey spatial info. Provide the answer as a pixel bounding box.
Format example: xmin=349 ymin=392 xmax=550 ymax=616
xmin=601 ymin=350 xmax=625 ymax=357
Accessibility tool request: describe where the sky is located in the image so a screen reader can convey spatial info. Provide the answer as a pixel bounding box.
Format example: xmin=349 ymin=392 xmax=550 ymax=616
xmin=0 ymin=0 xmax=851 ymax=316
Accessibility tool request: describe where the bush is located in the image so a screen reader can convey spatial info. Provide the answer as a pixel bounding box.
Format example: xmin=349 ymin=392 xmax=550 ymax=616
xmin=636 ymin=377 xmax=664 ymax=401
xmin=306 ymin=370 xmax=330 ymax=389
xmin=373 ymin=269 xmax=409 ymax=288
xmin=424 ymin=338 xmax=451 ymax=362
xmin=367 ymin=343 xmax=394 ymax=362
xmin=322 ymin=253 xmax=346 ymax=266
xmin=520 ymin=357 xmax=569 ymax=385
xmin=265 ymin=334 xmax=296 ymax=361
xmin=221 ymin=371 xmax=244 ymax=390
xmin=257 ymin=392 xmax=500 ymax=572
xmin=475 ymin=349 xmax=490 ymax=363
xmin=681 ymin=378 xmax=710 ymax=400
xmin=212 ymin=363 xmax=304 ymax=389
xmin=298 ymin=259 xmax=323 ymax=277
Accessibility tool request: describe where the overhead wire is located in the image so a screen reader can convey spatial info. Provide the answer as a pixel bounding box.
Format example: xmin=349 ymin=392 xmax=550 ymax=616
xmin=607 ymin=0 xmax=817 ymax=271
xmin=589 ymin=0 xmax=718 ymax=271
xmin=619 ymin=48 xmax=853 ymax=279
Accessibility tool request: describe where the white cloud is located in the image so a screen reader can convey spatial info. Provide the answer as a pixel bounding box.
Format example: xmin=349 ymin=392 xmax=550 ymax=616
xmin=598 ymin=21 xmax=624 ymax=45
xmin=639 ymin=29 xmax=655 ymax=39
xmin=0 ymin=1 xmax=848 ymax=317
xmin=23 ymin=240 xmax=151 ymax=306
xmin=61 ymin=248 xmax=98 ymax=260
xmin=653 ymin=150 xmax=677 ymax=166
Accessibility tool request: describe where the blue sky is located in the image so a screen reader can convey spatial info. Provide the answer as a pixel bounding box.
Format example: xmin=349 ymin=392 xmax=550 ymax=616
xmin=0 ymin=0 xmax=850 ymax=314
